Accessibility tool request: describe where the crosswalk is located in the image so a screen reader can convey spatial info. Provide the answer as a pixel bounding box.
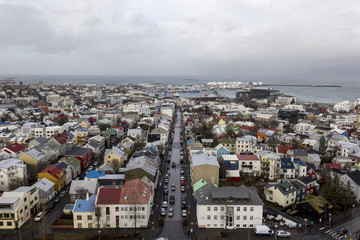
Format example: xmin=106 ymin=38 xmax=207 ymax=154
xmin=325 ymin=229 xmax=345 ymax=239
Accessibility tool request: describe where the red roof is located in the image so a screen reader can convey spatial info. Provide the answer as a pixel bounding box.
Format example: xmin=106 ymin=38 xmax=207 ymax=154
xmin=240 ymin=125 xmax=255 ymax=132
xmin=52 ymin=132 xmax=69 ymax=145
xmin=39 ymin=166 xmax=63 ymax=179
xmin=237 ymin=155 xmax=259 ymax=161
xmin=97 ymin=187 xmax=122 ymax=204
xmin=5 ymin=143 xmax=25 ymax=153
xmin=120 ymin=179 xmax=151 ymax=204
xmin=277 ymin=145 xmax=292 ymax=154
xmin=324 ymin=163 xmax=343 ymax=171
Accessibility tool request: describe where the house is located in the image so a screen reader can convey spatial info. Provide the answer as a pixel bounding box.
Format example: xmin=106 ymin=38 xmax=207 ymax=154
xmin=48 ymin=132 xmax=70 ymax=155
xmin=97 ymin=174 xmax=125 ymax=187
xmin=258 ymin=150 xmax=281 ymax=180
xmin=125 ymin=155 xmax=158 ymax=183
xmin=297 ymin=176 xmax=319 ymax=195
xmin=215 ymin=144 xmax=231 ymax=161
xmin=38 ymin=165 xmax=66 ymax=192
xmin=291 ymin=149 xmax=308 ymax=163
xmin=0 ymin=186 xmax=40 ymax=229
xmin=103 ymin=146 xmax=128 ymax=170
xmin=194 ymin=181 xmax=263 ymax=229
xmin=294 ymin=123 xmax=316 ymax=135
xmin=221 ymin=155 xmax=239 ymax=170
xmin=306 ymin=163 xmax=322 ymax=182
xmin=64 ymin=147 xmax=93 ymax=171
xmin=0 ymin=158 xmax=27 ymax=191
xmin=53 ymin=162 xmax=72 ymax=185
xmin=190 ymin=152 xmax=220 ymax=186
xmin=280 ymin=157 xmax=307 ymax=179
xmin=33 ymin=178 xmax=56 ymax=204
xmin=341 ymin=170 xmax=360 ymax=201
xmin=28 ymin=137 xmax=48 ymax=147
xmin=87 ymin=135 xmax=106 ymax=155
xmin=59 ymin=156 xmax=81 ymax=179
xmin=84 ymin=140 xmax=101 ymax=158
xmin=73 ymin=195 xmax=97 ymax=229
xmin=277 ymin=145 xmax=292 ymax=157
xmin=237 ymin=155 xmax=261 ymax=177
xmin=96 ymin=179 xmax=152 ymax=228
xmin=1 ymin=143 xmax=26 ymax=158
xmin=265 ymin=180 xmax=297 ymax=207
xmin=148 ymin=127 xmax=168 ymax=143
xmin=332 ymin=156 xmax=357 ymax=170
xmin=338 ymin=141 xmax=360 ymax=157
xmin=127 ymin=128 xmax=144 ymax=140
xmin=219 ymin=138 xmax=236 ymax=153
xmin=236 ymin=136 xmax=254 ymax=154
xmin=297 ymin=195 xmax=333 ymax=222
xmin=307 ymin=154 xmax=321 ymax=168
xmin=69 ymin=179 xmax=99 ymax=203
xmin=18 ymin=148 xmax=46 ymax=176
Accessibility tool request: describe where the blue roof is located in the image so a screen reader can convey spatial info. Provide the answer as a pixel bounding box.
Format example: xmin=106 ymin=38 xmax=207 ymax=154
xmin=281 ymin=158 xmax=295 ymax=169
xmin=73 ymin=195 xmax=96 ymax=212
xmin=187 ymin=139 xmax=195 ymax=144
xmin=86 ymin=170 xmax=105 ymax=179
xmin=293 ymin=158 xmax=307 ymax=167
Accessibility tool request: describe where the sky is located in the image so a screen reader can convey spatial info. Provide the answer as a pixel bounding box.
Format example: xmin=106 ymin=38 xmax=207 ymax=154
xmin=0 ymin=0 xmax=359 ymax=77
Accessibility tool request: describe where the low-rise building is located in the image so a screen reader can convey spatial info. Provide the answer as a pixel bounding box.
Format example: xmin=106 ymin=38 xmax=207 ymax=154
xmin=265 ymin=180 xmax=297 ymax=207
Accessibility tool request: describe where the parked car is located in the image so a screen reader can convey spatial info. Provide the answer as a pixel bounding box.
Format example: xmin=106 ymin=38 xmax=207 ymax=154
xmin=337 ymin=229 xmax=348 ymax=236
xmin=182 ymin=209 xmax=187 ymax=217
xmin=171 ymin=183 xmax=176 ymax=191
xmin=276 ymin=230 xmax=291 ymax=238
xmin=180 ymin=168 xmax=184 ymax=174
xmin=180 ymin=180 xmax=185 ymax=186
xmin=54 ymin=197 xmax=60 ymax=204
xmin=254 ymin=225 xmax=274 ymax=236
xmin=180 ymin=176 xmax=185 ymax=181
xmin=181 ymin=185 xmax=185 ymax=192
xmin=34 ymin=212 xmax=44 ymax=222
xmin=163 ymin=194 xmax=168 ymax=201
xmin=181 ymin=197 xmax=187 ymax=208
xmin=168 ymin=208 xmax=174 ymax=217
xmin=162 ymin=201 xmax=168 ymax=208
xmin=164 ymin=178 xmax=169 ymax=184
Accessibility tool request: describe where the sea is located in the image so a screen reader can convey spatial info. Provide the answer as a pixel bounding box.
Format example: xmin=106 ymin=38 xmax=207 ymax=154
xmin=4 ymin=74 xmax=360 ymax=104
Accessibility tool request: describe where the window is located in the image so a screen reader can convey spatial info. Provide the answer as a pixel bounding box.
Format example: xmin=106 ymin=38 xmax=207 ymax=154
xmin=121 ymin=216 xmax=124 ymax=219
xmin=106 ymin=207 xmax=110 ymax=215
xmin=0 ymin=222 xmax=3 ymax=226
xmin=207 ymin=215 xmax=211 ymax=220
xmin=250 ymin=207 xmax=254 ymax=212
xmin=130 ymin=207 xmax=133 ymax=211
xmin=7 ymin=221 xmax=12 ymax=226
xmin=221 ymin=207 xmax=225 ymax=211
xmin=236 ymin=216 xmax=240 ymax=220
xmin=121 ymin=207 xmax=124 ymax=211
xmin=250 ymin=216 xmax=253 ymax=220
xmin=237 ymin=207 xmax=240 ymax=211
xmin=250 ymin=224 xmax=253 ymax=227
xmin=142 ymin=207 xmax=145 ymax=211
xmin=243 ymin=216 xmax=247 ymax=220
xmin=88 ymin=223 xmax=93 ymax=228
xmin=243 ymin=207 xmax=247 ymax=211
xmin=115 ymin=207 xmax=119 ymax=212
xmin=106 ymin=216 xmax=110 ymax=220
xmin=243 ymin=224 xmax=247 ymax=228
xmin=207 ymin=207 xmax=211 ymax=211
xmin=77 ymin=215 xmax=82 ymax=220
xmin=77 ymin=223 xmax=82 ymax=228
xmin=125 ymin=207 xmax=128 ymax=211
xmin=214 ymin=215 xmax=217 ymax=220
xmin=87 ymin=215 xmax=92 ymax=220
xmin=214 ymin=207 xmax=217 ymax=211
xmin=221 ymin=216 xmax=225 ymax=220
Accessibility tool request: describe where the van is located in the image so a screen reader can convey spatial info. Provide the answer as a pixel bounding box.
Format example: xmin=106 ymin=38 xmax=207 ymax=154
xmin=254 ymin=225 xmax=274 ymax=236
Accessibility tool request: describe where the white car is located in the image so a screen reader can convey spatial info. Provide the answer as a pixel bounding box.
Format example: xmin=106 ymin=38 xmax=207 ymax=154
xmin=276 ymin=230 xmax=291 ymax=238
xmin=180 ymin=176 xmax=185 ymax=181
xmin=34 ymin=212 xmax=44 ymax=222
xmin=182 ymin=209 xmax=187 ymax=217
xmin=162 ymin=201 xmax=168 ymax=208
xmin=168 ymin=208 xmax=174 ymax=217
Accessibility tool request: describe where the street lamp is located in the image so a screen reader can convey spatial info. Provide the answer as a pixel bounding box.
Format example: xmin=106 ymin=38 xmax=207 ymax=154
xmin=275 ymin=224 xmax=278 ymax=240
xmin=328 ymin=213 xmax=332 ymax=228
xmin=17 ymin=220 xmax=22 ymax=240
xmin=98 ymin=230 xmax=101 ymax=240
xmin=304 ymin=219 xmax=307 ymax=235
xmin=352 ymin=204 xmax=355 ymax=217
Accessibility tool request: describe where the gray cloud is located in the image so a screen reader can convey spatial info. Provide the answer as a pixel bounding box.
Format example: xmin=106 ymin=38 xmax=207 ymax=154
xmin=0 ymin=0 xmax=359 ymax=77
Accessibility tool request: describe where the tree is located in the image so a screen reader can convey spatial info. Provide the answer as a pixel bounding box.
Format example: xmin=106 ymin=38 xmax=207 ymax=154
xmin=95 ymin=206 xmax=102 ymax=229
xmin=8 ymin=177 xmax=24 ymax=191
xmin=110 ymin=159 xmax=121 ymax=174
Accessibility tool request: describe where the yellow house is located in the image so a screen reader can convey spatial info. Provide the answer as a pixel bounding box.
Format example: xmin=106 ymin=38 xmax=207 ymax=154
xmin=18 ymin=149 xmax=46 ymax=176
xmin=120 ymin=138 xmax=135 ymax=156
xmin=217 ymin=118 xmax=226 ymax=125
xmin=71 ymin=130 xmax=88 ymax=145
xmin=38 ymin=166 xmax=66 ymax=192
xmin=104 ymin=147 xmax=128 ymax=168
xmin=79 ymin=120 xmax=91 ymax=129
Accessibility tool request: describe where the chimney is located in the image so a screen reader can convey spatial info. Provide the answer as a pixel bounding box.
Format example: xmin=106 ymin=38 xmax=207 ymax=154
xmin=86 ymin=192 xmax=89 ymax=200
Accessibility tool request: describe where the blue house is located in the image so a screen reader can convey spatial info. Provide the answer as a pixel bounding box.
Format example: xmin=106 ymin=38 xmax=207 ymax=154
xmin=215 ymin=144 xmax=231 ymax=161
xmin=221 ymin=155 xmax=239 ymax=170
xmin=280 ymin=157 xmax=295 ymax=178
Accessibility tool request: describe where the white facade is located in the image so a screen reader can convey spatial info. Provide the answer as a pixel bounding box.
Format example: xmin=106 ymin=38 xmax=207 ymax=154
xmin=294 ymin=123 xmax=316 ymax=135
xmin=236 ymin=137 xmax=254 ymax=154
xmin=0 ymin=159 xmax=27 ymax=191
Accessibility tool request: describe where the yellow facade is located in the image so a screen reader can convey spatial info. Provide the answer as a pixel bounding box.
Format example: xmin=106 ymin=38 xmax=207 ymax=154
xmin=38 ymin=171 xmax=66 ymax=192
xmin=18 ymin=153 xmax=39 ymax=170
xmin=79 ymin=121 xmax=91 ymax=129
xmin=104 ymin=152 xmax=125 ymax=167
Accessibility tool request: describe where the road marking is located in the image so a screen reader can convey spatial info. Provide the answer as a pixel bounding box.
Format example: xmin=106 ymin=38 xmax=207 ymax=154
xmin=325 ymin=230 xmax=332 ymax=233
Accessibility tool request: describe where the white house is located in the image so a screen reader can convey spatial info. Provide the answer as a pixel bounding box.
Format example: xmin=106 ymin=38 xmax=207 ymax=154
xmin=194 ymin=181 xmax=263 ymax=229
xmin=294 ymin=123 xmax=316 ymax=135
xmin=236 ymin=136 xmax=255 ymax=154
xmin=0 ymin=158 xmax=27 ymax=191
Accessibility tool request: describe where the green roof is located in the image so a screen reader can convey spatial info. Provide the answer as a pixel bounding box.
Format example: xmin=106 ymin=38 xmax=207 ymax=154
xmin=220 ymin=138 xmax=236 ymax=144
xmin=298 ymin=195 xmax=334 ymax=214
xmin=193 ymin=179 xmax=209 ymax=192
xmin=105 ymin=129 xmax=117 ymax=136
xmin=59 ymin=156 xmax=81 ymax=168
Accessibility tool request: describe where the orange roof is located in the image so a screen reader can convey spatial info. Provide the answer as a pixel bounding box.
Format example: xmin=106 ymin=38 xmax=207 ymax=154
xmin=120 ymin=179 xmax=151 ymax=205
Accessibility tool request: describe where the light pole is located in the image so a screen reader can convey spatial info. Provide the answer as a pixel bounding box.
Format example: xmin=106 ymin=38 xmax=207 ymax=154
xmin=304 ymin=219 xmax=307 ymax=235
xmin=352 ymin=204 xmax=355 ymax=217
xmin=17 ymin=221 xmax=22 ymax=240
xmin=328 ymin=213 xmax=332 ymax=228
xmin=98 ymin=230 xmax=101 ymax=240
xmin=275 ymin=224 xmax=278 ymax=240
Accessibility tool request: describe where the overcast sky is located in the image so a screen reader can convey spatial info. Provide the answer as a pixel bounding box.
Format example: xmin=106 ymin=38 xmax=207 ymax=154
xmin=0 ymin=0 xmax=359 ymax=76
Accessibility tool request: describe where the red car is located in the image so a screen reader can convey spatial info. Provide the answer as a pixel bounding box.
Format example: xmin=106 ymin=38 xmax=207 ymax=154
xmin=180 ymin=180 xmax=185 ymax=186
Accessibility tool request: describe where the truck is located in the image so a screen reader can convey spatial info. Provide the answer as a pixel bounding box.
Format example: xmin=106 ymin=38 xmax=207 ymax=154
xmin=254 ymin=225 xmax=274 ymax=236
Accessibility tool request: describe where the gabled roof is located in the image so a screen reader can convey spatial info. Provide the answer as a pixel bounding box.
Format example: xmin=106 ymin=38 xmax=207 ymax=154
xmin=39 ymin=165 xmax=63 ymax=179
xmin=278 ymin=145 xmax=291 ymax=154
xmin=59 ymin=156 xmax=81 ymax=168
xmin=281 ymin=158 xmax=295 ymax=169
xmin=65 ymin=147 xmax=91 ymax=157
xmin=298 ymin=194 xmax=333 ymax=214
xmin=97 ymin=187 xmax=122 ymax=204
xmin=51 ymin=132 xmax=69 ymax=145
xmin=298 ymin=176 xmax=316 ymax=185
xmin=347 ymin=170 xmax=360 ymax=186
xmin=293 ymin=149 xmax=308 ymax=157
xmin=4 ymin=143 xmax=25 ymax=153
xmin=74 ymin=195 xmax=96 ymax=212
xmin=119 ymin=179 xmax=151 ymax=205
xmin=34 ymin=178 xmax=55 ymax=192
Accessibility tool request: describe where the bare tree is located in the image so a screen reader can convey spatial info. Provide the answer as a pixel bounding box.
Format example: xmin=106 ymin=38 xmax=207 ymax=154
xmin=95 ymin=206 xmax=102 ymax=229
xmin=110 ymin=159 xmax=121 ymax=174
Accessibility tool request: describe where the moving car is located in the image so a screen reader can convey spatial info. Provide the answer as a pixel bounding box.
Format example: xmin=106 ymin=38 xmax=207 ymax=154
xmin=171 ymin=162 xmax=176 ymax=168
xmin=181 ymin=197 xmax=187 ymax=209
xmin=169 ymin=195 xmax=175 ymax=204
xmin=337 ymin=229 xmax=348 ymax=236
xmin=34 ymin=212 xmax=44 ymax=222
xmin=160 ymin=208 xmax=166 ymax=216
xmin=276 ymin=230 xmax=291 ymax=238
xmin=182 ymin=209 xmax=187 ymax=217
xmin=171 ymin=184 xmax=176 ymax=191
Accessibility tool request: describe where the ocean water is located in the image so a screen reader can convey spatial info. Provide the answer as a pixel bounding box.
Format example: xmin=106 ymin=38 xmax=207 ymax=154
xmin=6 ymin=74 xmax=360 ymax=104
